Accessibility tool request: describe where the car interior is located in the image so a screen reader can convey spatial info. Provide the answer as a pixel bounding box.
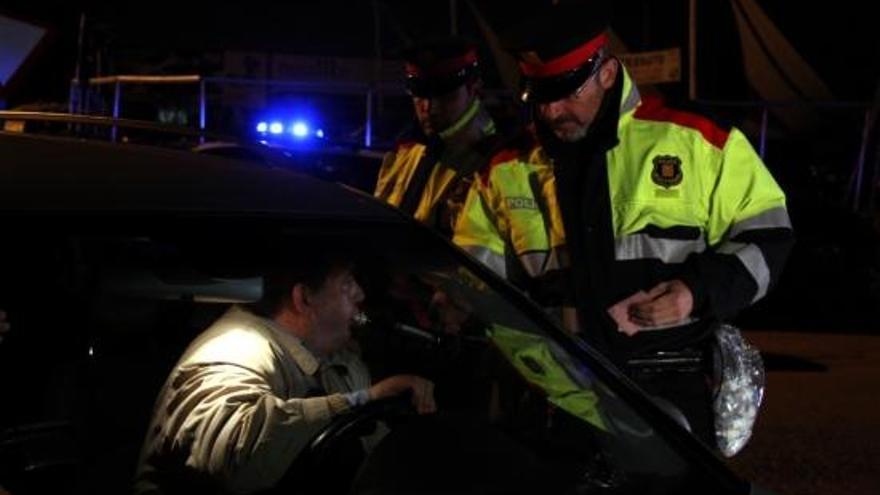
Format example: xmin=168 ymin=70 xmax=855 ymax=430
xmin=0 ymin=214 xmax=726 ymax=494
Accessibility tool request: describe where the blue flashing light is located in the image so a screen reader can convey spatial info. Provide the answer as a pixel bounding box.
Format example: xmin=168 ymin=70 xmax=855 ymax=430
xmin=256 ymin=121 xmax=268 ymax=133
xmin=269 ymin=122 xmax=284 ymax=134
xmin=315 ymin=128 xmax=325 ymax=139
xmin=292 ymin=121 xmax=309 ymax=138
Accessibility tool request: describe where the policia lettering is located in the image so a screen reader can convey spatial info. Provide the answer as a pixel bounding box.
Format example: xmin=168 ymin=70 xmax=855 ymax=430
xmin=505 ymin=196 xmax=538 ymax=210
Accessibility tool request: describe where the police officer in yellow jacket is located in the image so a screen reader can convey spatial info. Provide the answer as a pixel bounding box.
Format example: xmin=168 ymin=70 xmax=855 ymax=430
xmin=375 ymin=37 xmax=500 ymax=240
xmin=457 ymin=1 xmax=794 ymax=444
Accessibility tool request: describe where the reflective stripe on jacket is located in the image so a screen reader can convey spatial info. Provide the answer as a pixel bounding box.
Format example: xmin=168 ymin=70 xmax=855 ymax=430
xmin=376 ymin=142 xmax=451 ymax=222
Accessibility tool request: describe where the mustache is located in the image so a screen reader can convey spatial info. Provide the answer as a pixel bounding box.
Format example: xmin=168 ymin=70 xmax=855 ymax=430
xmin=549 ymin=116 xmax=583 ymax=127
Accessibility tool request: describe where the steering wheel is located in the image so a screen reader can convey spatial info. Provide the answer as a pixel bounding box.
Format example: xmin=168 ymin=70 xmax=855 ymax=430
xmin=281 ymin=394 xmax=416 ymax=494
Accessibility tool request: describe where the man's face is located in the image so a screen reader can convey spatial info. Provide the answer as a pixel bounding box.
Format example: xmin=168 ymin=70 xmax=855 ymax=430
xmin=307 ymin=268 xmax=365 ymax=355
xmin=412 ymin=85 xmax=471 ymax=136
xmin=536 ymin=58 xmax=617 ymax=143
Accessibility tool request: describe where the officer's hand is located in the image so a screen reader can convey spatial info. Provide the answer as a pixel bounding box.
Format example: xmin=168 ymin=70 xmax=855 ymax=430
xmin=369 ymin=375 xmax=436 ymax=414
xmin=627 ymin=280 xmax=693 ymax=328
xmin=0 ymin=310 xmax=9 ymax=344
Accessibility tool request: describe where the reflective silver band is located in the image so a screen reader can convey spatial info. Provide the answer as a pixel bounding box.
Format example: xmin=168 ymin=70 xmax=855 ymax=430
xmin=462 ymin=245 xmax=507 ymax=278
xmin=728 ymin=207 xmax=792 ymax=240
xmin=718 ymin=242 xmax=771 ymax=302
xmin=615 ymin=234 xmax=706 ymax=263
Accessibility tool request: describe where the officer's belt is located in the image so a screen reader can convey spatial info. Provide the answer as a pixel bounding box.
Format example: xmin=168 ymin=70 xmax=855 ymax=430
xmin=625 ymin=347 xmax=707 ymax=374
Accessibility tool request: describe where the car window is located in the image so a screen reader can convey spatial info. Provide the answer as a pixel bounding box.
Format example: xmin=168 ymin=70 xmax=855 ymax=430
xmin=349 ymin=229 xmax=730 ymax=494
xmin=0 ymin=215 xmax=738 ymax=494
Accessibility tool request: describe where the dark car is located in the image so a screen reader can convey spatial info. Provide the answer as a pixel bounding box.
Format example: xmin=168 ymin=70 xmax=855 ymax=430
xmin=0 ymin=130 xmax=769 ymax=494
xmin=192 ymin=140 xmax=384 ymax=192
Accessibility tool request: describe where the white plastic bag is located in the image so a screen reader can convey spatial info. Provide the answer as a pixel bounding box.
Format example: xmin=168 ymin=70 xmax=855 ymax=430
xmin=712 ymin=324 xmax=765 ymax=457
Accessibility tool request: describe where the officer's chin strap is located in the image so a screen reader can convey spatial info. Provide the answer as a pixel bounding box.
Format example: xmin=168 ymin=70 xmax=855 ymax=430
xmin=437 ymin=97 xmax=481 ymax=141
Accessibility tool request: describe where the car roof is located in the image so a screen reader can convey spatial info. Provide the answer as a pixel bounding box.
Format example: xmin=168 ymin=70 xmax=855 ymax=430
xmin=0 ymin=131 xmax=401 ymax=221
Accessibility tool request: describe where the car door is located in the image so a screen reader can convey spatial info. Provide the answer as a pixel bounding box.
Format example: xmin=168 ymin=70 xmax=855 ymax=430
xmin=0 ymin=209 xmax=750 ymax=494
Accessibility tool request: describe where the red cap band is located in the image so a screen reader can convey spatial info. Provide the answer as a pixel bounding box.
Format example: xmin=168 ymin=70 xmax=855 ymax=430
xmin=405 ymin=49 xmax=478 ymax=77
xmin=519 ymin=33 xmax=608 ymax=78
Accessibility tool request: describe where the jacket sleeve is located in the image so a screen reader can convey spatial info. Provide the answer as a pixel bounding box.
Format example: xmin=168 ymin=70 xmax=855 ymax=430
xmin=160 ymin=363 xmax=350 ymax=494
xmin=452 ymin=174 xmax=511 ymax=278
xmin=373 ymin=150 xmax=400 ymax=201
xmin=453 ymin=163 xmax=571 ymax=309
xmin=680 ymin=128 xmax=794 ymax=320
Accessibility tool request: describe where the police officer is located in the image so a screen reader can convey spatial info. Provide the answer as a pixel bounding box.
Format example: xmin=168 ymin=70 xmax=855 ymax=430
xmin=461 ymin=1 xmax=794 ymax=445
xmin=374 ymin=36 xmax=501 ymax=241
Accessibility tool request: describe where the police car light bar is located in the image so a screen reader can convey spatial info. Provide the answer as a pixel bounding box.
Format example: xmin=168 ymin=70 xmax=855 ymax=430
xmin=255 ymin=116 xmax=324 ymax=141
xmin=291 ymin=121 xmax=309 ymax=138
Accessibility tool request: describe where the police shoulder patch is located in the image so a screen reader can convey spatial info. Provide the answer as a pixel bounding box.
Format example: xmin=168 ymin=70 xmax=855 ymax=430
xmin=651 ymin=155 xmax=683 ymax=189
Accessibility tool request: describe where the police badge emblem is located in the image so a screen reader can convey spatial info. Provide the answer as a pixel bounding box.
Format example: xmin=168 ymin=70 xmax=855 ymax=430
xmin=651 ymin=155 xmax=683 ymax=188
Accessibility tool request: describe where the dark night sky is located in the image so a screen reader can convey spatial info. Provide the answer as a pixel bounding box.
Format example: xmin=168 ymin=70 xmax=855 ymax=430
xmin=2 ymin=1 xmax=879 ymax=330
xmin=2 ymin=0 xmax=877 ymax=106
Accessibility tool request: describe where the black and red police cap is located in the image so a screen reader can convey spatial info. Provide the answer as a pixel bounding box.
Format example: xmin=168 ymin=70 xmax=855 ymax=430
xmin=402 ymin=36 xmax=481 ymax=98
xmin=502 ymin=0 xmax=611 ymax=103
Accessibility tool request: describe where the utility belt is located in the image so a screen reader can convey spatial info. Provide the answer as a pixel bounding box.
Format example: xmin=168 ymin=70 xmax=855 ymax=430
xmin=625 ymin=346 xmax=711 ymax=375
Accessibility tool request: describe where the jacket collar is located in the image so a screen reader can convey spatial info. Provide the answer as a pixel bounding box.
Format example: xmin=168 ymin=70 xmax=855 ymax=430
xmin=535 ymin=62 xmax=641 ymax=161
xmin=617 ymin=65 xmax=641 ymax=126
xmin=229 ymin=305 xmax=321 ymax=376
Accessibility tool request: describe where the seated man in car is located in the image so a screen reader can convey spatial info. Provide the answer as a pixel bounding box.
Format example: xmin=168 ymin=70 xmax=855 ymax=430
xmin=134 ymin=247 xmax=436 ymax=495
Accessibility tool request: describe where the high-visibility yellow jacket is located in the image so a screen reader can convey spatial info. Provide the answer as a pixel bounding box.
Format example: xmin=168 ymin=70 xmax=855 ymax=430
xmin=374 ymin=102 xmax=497 ymax=240
xmin=455 ymin=67 xmax=793 ymax=353
xmin=374 ymin=141 xmax=473 ymax=236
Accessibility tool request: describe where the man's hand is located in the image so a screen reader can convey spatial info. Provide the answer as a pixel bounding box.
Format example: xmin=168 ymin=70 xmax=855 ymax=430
xmin=0 ymin=310 xmax=9 ymax=344
xmin=627 ymin=280 xmax=694 ymax=328
xmin=369 ymin=375 xmax=436 ymax=414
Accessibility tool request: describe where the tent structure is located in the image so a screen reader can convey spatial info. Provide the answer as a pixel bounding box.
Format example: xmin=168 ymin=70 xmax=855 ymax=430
xmin=0 ymin=14 xmax=48 ymax=106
